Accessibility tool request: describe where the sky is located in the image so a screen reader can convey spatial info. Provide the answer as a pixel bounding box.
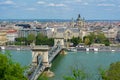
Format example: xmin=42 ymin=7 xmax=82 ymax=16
xmin=0 ymin=0 xmax=120 ymax=20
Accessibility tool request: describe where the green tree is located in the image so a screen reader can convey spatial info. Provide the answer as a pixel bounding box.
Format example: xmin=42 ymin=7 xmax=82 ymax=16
xmin=15 ymin=37 xmax=26 ymax=45
xmin=100 ymin=61 xmax=120 ymax=80
xmin=35 ymin=33 xmax=54 ymax=46
xmin=0 ymin=53 xmax=27 ymax=80
xmin=88 ymin=32 xmax=96 ymax=43
xmin=84 ymin=37 xmax=90 ymax=45
xmin=63 ymin=68 xmax=87 ymax=80
xmin=106 ymin=62 xmax=120 ymax=80
xmin=27 ymin=33 xmax=36 ymax=45
xmin=83 ymin=33 xmax=96 ymax=45
xmin=83 ymin=32 xmax=107 ymax=45
xmin=96 ymin=32 xmax=106 ymax=43
xmin=38 ymin=75 xmax=48 ymax=80
xmin=104 ymin=39 xmax=110 ymax=46
xmin=36 ymin=33 xmax=46 ymax=45
xmin=70 ymin=37 xmax=81 ymax=46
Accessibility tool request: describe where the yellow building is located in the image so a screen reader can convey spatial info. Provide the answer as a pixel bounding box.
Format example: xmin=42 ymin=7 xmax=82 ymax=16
xmin=0 ymin=31 xmax=7 ymax=45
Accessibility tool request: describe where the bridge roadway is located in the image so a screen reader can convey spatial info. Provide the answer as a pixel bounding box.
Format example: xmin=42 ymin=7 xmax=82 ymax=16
xmin=29 ymin=45 xmax=62 ymax=80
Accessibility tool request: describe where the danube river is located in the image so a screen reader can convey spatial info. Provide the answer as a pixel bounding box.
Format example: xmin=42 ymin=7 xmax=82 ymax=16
xmin=2 ymin=50 xmax=120 ymax=80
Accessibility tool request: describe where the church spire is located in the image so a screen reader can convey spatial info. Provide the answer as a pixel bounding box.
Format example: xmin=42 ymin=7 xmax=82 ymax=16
xmin=78 ymin=14 xmax=81 ymax=18
xmin=77 ymin=14 xmax=81 ymax=21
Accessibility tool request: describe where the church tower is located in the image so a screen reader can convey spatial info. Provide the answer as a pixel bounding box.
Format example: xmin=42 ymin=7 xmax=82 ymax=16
xmin=76 ymin=14 xmax=84 ymax=29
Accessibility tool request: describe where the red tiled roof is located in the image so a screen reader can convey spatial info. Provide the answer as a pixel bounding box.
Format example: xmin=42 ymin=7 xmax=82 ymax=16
xmin=7 ymin=30 xmax=17 ymax=33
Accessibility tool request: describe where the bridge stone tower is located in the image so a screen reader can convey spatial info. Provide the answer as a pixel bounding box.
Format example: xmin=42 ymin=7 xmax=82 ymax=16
xmin=31 ymin=45 xmax=50 ymax=67
xmin=54 ymin=37 xmax=64 ymax=48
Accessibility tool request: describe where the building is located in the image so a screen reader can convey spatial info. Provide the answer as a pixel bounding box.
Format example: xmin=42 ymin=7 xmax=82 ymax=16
xmin=6 ymin=30 xmax=18 ymax=42
xmin=103 ymin=27 xmax=118 ymax=43
xmin=0 ymin=31 xmax=7 ymax=45
xmin=17 ymin=29 xmax=47 ymax=37
xmin=53 ymin=27 xmax=81 ymax=40
xmin=74 ymin=14 xmax=85 ymax=29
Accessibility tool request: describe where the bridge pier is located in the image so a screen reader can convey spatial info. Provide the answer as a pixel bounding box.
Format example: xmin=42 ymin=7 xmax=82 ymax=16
xmin=60 ymin=49 xmax=67 ymax=55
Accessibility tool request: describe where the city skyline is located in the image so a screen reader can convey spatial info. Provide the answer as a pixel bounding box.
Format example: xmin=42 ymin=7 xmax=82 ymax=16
xmin=0 ymin=0 xmax=120 ymax=20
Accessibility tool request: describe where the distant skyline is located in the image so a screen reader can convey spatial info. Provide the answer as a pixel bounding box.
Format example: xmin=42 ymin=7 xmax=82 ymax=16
xmin=0 ymin=0 xmax=120 ymax=20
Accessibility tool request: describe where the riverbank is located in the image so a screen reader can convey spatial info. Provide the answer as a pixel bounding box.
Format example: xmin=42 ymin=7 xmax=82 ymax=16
xmin=0 ymin=45 xmax=31 ymax=50
xmin=68 ymin=46 xmax=120 ymax=52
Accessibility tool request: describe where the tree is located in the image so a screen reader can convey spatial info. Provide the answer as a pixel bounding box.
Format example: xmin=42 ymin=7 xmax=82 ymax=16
xmin=63 ymin=68 xmax=87 ymax=80
xmin=100 ymin=61 xmax=120 ymax=80
xmin=70 ymin=37 xmax=81 ymax=46
xmin=0 ymin=53 xmax=27 ymax=80
xmin=38 ymin=75 xmax=48 ymax=80
xmin=27 ymin=33 xmax=36 ymax=45
xmin=106 ymin=62 xmax=120 ymax=80
xmin=35 ymin=33 xmax=54 ymax=46
xmin=15 ymin=37 xmax=26 ymax=45
xmin=96 ymin=32 xmax=106 ymax=43
xmin=83 ymin=32 xmax=107 ymax=45
xmin=104 ymin=39 xmax=110 ymax=46
xmin=84 ymin=37 xmax=91 ymax=45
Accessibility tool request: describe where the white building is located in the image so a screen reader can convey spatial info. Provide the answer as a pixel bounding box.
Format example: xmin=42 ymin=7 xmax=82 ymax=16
xmin=7 ymin=30 xmax=18 ymax=42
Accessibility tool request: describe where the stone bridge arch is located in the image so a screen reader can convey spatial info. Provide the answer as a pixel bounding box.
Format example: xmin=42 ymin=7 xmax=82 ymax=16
xmin=31 ymin=46 xmax=50 ymax=67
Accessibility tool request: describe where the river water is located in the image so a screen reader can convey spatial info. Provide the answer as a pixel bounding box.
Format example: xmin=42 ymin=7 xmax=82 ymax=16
xmin=2 ymin=50 xmax=120 ymax=80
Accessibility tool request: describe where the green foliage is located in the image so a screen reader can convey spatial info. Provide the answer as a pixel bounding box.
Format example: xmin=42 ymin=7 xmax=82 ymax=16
xmin=104 ymin=39 xmax=110 ymax=46
xmin=63 ymin=68 xmax=87 ymax=80
xmin=106 ymin=62 xmax=120 ymax=80
xmin=70 ymin=37 xmax=81 ymax=46
xmin=15 ymin=37 xmax=26 ymax=45
xmin=26 ymin=33 xmax=36 ymax=44
xmin=83 ymin=32 xmax=109 ymax=46
xmin=100 ymin=62 xmax=120 ymax=80
xmin=96 ymin=32 xmax=106 ymax=43
xmin=15 ymin=33 xmax=54 ymax=46
xmin=0 ymin=53 xmax=27 ymax=80
xmin=38 ymin=75 xmax=48 ymax=80
xmin=64 ymin=76 xmax=75 ymax=80
xmin=15 ymin=37 xmax=26 ymax=42
xmin=99 ymin=67 xmax=107 ymax=80
xmin=36 ymin=33 xmax=54 ymax=46
xmin=84 ymin=37 xmax=91 ymax=45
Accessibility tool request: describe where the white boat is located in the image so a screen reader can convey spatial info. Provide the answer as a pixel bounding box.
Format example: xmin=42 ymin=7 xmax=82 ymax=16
xmin=111 ymin=50 xmax=115 ymax=52
xmin=71 ymin=48 xmax=77 ymax=52
xmin=86 ymin=48 xmax=89 ymax=51
xmin=17 ymin=48 xmax=20 ymax=50
xmin=67 ymin=47 xmax=77 ymax=52
xmin=94 ymin=48 xmax=98 ymax=51
xmin=1 ymin=46 xmax=5 ymax=50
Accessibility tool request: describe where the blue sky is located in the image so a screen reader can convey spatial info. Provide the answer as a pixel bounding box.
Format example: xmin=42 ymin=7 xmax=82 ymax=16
xmin=0 ymin=0 xmax=120 ymax=20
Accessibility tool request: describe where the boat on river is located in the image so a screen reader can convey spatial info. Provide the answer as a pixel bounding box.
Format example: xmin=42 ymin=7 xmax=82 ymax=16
xmin=67 ymin=47 xmax=77 ymax=52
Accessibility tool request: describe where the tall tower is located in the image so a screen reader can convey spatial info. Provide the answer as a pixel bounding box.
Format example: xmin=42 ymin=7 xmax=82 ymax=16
xmin=70 ymin=18 xmax=75 ymax=27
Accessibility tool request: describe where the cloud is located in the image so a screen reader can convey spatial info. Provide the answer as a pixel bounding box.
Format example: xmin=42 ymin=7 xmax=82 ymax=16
xmin=64 ymin=0 xmax=82 ymax=3
xmin=37 ymin=1 xmax=66 ymax=7
xmin=75 ymin=0 xmax=82 ymax=2
xmin=25 ymin=8 xmax=36 ymax=11
xmin=97 ymin=3 xmax=115 ymax=7
xmin=48 ymin=3 xmax=66 ymax=7
xmin=0 ymin=0 xmax=15 ymax=5
xmin=37 ymin=1 xmax=46 ymax=4
xmin=83 ymin=2 xmax=88 ymax=5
